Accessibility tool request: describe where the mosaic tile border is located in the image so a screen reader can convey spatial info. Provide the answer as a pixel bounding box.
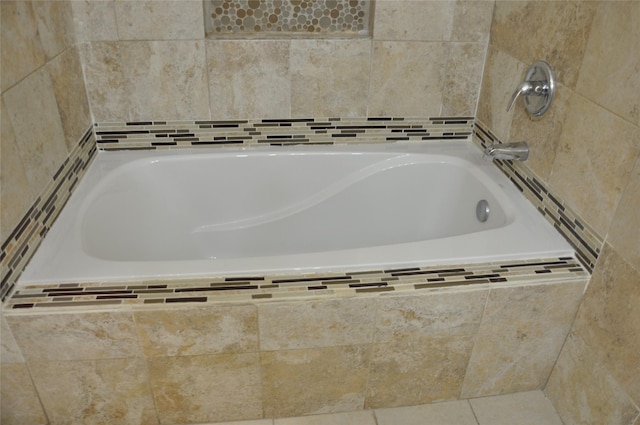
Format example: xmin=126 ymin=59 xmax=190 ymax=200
xmin=93 ymin=117 xmax=475 ymax=150
xmin=472 ymin=121 xmax=604 ymax=273
xmin=6 ymin=257 xmax=587 ymax=310
xmin=0 ymin=128 xmax=97 ymax=302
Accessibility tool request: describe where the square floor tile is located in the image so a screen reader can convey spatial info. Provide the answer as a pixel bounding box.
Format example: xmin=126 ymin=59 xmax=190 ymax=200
xmin=469 ymin=391 xmax=563 ymax=425
xmin=274 ymin=410 xmax=376 ymax=425
xmin=375 ymin=400 xmax=478 ymax=425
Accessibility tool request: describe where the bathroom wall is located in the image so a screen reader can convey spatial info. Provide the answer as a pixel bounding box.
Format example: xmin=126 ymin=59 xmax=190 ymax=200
xmin=477 ymin=2 xmax=640 ymax=424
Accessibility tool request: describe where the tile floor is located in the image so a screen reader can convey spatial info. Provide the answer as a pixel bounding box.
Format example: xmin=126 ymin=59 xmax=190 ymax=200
xmin=197 ymin=390 xmax=564 ymax=425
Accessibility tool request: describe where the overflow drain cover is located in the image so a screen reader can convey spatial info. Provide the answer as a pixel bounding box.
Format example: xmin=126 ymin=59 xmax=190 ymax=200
xmin=476 ymin=200 xmax=490 ymax=222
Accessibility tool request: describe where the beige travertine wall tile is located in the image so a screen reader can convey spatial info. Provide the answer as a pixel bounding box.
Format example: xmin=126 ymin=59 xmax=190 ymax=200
xmin=115 ymin=0 xmax=204 ymax=40
xmin=47 ymin=46 xmax=92 ymax=150
xmin=546 ymin=332 xmax=639 ymax=425
xmin=0 ymin=1 xmax=47 ymax=91
xmin=206 ymin=40 xmax=291 ymax=120
xmin=7 ymin=311 xmax=142 ymax=362
xmin=491 ymin=1 xmax=597 ymax=89
xmin=373 ymin=0 xmax=455 ymax=41
xmin=262 ymin=345 xmax=370 ymax=417
xmin=258 ymin=297 xmax=376 ymax=351
xmin=3 ymin=67 xmax=69 ymax=193
xmin=369 ymin=41 xmax=446 ymax=117
xmin=134 ymin=304 xmax=258 ymax=357
xmin=30 ymin=358 xmax=158 ymax=425
xmin=31 ymin=0 xmax=75 ymax=59
xmin=0 ymin=363 xmax=47 ymax=425
xmin=148 ymin=353 xmax=262 ymax=424
xmin=461 ymin=281 xmax=586 ymax=398
xmin=577 ymin=2 xmax=640 ymax=127
xmin=608 ymin=160 xmax=640 ymax=268
xmin=290 ymin=39 xmax=370 ymax=118
xmin=549 ymin=93 xmax=640 ymax=236
xmin=452 ymin=1 xmax=494 ymax=43
xmin=442 ymin=42 xmax=486 ymax=116
xmin=572 ymin=244 xmax=640 ymax=406
xmin=70 ymin=0 xmax=118 ymax=42
xmin=1 ymin=313 xmax=24 ymax=364
xmin=366 ymin=289 xmax=487 ymax=407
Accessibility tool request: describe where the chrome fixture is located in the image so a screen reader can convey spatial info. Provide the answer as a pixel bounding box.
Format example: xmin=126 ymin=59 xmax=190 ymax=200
xmin=507 ymin=61 xmax=555 ymax=117
xmin=483 ymin=141 xmax=529 ymax=162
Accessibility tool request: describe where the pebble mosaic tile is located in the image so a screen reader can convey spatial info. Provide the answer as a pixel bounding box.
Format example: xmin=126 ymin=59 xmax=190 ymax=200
xmin=204 ymin=0 xmax=371 ymax=37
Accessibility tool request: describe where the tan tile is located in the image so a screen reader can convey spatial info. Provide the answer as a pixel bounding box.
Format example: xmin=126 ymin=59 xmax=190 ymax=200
xmin=115 ymin=0 xmax=204 ymax=40
xmin=262 ymin=345 xmax=370 ymax=418
xmin=275 ymin=410 xmax=376 ymax=425
xmin=1 ymin=363 xmax=47 ymax=425
xmin=148 ymin=353 xmax=262 ymax=424
xmin=369 ymin=41 xmax=446 ymax=117
xmin=70 ymin=0 xmax=118 ymax=42
xmin=461 ymin=281 xmax=586 ymax=398
xmin=367 ymin=289 xmax=488 ymax=408
xmin=470 ymin=391 xmax=563 ymax=425
xmin=546 ymin=332 xmax=639 ymax=425
xmin=375 ymin=400 xmax=477 ymax=425
xmin=212 ymin=421 xmax=272 ymax=425
xmin=452 ymin=1 xmax=494 ymax=43
xmin=373 ymin=0 xmax=455 ymax=41
xmin=30 ymin=358 xmax=158 ymax=425
xmin=442 ymin=42 xmax=486 ymax=116
xmin=0 ymin=1 xmax=47 ymax=91
xmin=206 ymin=40 xmax=291 ymax=120
xmin=258 ymin=297 xmax=376 ymax=351
xmin=491 ymin=1 xmax=597 ymax=89
xmin=572 ymin=244 xmax=640 ymax=406
xmin=608 ymin=158 xmax=640 ymax=268
xmin=290 ymin=39 xmax=370 ymax=118
xmin=577 ymin=2 xmax=640 ymax=127
xmin=134 ymin=304 xmax=258 ymax=357
xmin=549 ymin=93 xmax=640 ymax=236
xmin=1 ymin=313 xmax=24 ymax=364
xmin=7 ymin=311 xmax=142 ymax=361
xmin=31 ymin=0 xmax=75 ymax=59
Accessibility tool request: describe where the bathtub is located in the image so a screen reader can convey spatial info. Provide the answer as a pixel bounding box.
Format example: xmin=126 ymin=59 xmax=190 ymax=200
xmin=18 ymin=140 xmax=573 ymax=285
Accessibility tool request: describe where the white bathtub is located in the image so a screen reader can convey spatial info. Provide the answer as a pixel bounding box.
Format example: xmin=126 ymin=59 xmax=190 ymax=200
xmin=19 ymin=141 xmax=573 ymax=285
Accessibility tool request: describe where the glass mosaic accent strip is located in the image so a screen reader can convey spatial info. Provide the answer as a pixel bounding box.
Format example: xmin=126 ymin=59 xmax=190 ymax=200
xmin=472 ymin=121 xmax=604 ymax=273
xmin=204 ymin=0 xmax=372 ymax=37
xmin=0 ymin=128 xmax=97 ymax=301
xmin=93 ymin=117 xmax=475 ymax=150
xmin=7 ymin=257 xmax=587 ymax=310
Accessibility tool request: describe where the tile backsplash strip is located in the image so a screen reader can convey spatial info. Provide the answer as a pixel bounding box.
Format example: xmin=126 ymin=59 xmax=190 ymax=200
xmin=472 ymin=121 xmax=604 ymax=273
xmin=0 ymin=128 xmax=96 ymax=302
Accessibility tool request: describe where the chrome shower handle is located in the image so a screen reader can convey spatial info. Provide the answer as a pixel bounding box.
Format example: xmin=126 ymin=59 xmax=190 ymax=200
xmin=506 ymin=61 xmax=556 ymax=117
xmin=507 ymin=81 xmax=534 ymax=112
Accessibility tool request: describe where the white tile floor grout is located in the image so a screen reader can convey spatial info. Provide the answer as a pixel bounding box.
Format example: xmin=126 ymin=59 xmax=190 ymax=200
xmin=198 ymin=390 xmax=564 ymax=425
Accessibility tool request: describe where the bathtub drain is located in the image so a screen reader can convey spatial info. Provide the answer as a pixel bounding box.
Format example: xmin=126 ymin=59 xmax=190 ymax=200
xmin=476 ymin=200 xmax=490 ymax=222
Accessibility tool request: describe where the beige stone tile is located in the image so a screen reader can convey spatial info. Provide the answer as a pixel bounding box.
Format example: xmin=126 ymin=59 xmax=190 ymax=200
xmin=470 ymin=391 xmax=563 ymax=425
xmin=3 ymin=66 xmax=69 ymax=193
xmin=290 ymin=39 xmax=370 ymax=118
xmin=369 ymin=41 xmax=446 ymax=117
xmin=7 ymin=311 xmax=142 ymax=361
xmin=30 ymin=357 xmax=158 ymax=425
xmin=572 ymin=244 xmax=640 ymax=406
xmin=70 ymin=0 xmax=118 ymax=42
xmin=375 ymin=400 xmax=477 ymax=425
xmin=115 ymin=0 xmax=204 ymax=40
xmin=47 ymin=46 xmax=92 ymax=150
xmin=0 ymin=1 xmax=47 ymax=91
xmin=546 ymin=332 xmax=639 ymax=425
xmin=1 ymin=313 xmax=24 ymax=364
xmin=442 ymin=42 xmax=486 ymax=116
xmin=549 ymin=93 xmax=640 ymax=236
xmin=261 ymin=345 xmax=370 ymax=418
xmin=1 ymin=363 xmax=47 ymax=425
xmin=577 ymin=2 xmax=640 ymax=127
xmin=275 ymin=410 xmax=376 ymax=425
xmin=461 ymin=281 xmax=586 ymax=398
xmin=491 ymin=1 xmax=597 ymax=89
xmin=211 ymin=421 xmax=272 ymax=425
xmin=373 ymin=0 xmax=455 ymax=41
xmin=134 ymin=304 xmax=258 ymax=357
xmin=608 ymin=160 xmax=640 ymax=268
xmin=206 ymin=40 xmax=291 ymax=120
xmin=31 ymin=0 xmax=75 ymax=59
xmin=148 ymin=353 xmax=262 ymax=424
xmin=120 ymin=40 xmax=210 ymax=121
xmin=258 ymin=297 xmax=376 ymax=351
xmin=366 ymin=289 xmax=488 ymax=408
xmin=452 ymin=1 xmax=494 ymax=43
